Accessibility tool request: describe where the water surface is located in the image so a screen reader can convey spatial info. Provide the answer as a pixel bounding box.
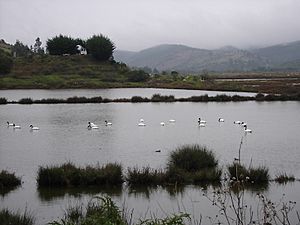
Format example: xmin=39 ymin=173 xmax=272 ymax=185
xmin=0 ymin=90 xmax=299 ymax=224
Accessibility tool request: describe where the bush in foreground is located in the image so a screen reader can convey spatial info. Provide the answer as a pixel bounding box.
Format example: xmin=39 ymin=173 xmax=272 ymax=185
xmin=0 ymin=209 xmax=34 ymax=225
xmin=50 ymin=196 xmax=189 ymax=225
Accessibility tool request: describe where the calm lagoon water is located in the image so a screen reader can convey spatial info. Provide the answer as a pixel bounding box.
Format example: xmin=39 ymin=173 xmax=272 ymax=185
xmin=0 ymin=89 xmax=299 ymax=224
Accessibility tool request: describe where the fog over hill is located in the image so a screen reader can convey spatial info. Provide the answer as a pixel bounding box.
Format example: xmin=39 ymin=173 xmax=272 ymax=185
xmin=114 ymin=41 xmax=300 ymax=73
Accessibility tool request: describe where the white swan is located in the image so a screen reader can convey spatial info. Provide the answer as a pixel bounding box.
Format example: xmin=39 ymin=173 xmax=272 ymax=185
xmin=199 ymin=123 xmax=206 ymax=127
xmin=169 ymin=119 xmax=176 ymax=123
xmin=138 ymin=122 xmax=146 ymax=126
xmin=160 ymin=122 xmax=165 ymax=126
xmin=13 ymin=124 xmax=21 ymax=129
xmin=198 ymin=118 xmax=206 ymax=124
xmin=140 ymin=119 xmax=144 ymax=122
xmin=105 ymin=120 xmax=112 ymax=126
xmin=30 ymin=125 xmax=39 ymax=130
xmin=7 ymin=121 xmax=14 ymax=126
xmin=88 ymin=122 xmax=99 ymax=129
xmin=218 ymin=118 xmax=225 ymax=122
xmin=234 ymin=121 xmax=242 ymax=124
xmin=244 ymin=126 xmax=252 ymax=133
xmin=241 ymin=122 xmax=247 ymax=127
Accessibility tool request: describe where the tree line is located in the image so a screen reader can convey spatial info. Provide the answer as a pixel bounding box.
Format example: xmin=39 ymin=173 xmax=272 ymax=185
xmin=0 ymin=34 xmax=115 ymax=74
xmin=46 ymin=34 xmax=115 ymax=61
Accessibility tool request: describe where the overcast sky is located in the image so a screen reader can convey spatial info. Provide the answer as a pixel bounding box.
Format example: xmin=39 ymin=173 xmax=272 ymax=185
xmin=1 ymin=0 xmax=300 ymax=51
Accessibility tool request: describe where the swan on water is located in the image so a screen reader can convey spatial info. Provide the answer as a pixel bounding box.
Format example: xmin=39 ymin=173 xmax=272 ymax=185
xmin=244 ymin=125 xmax=252 ymax=133
xmin=160 ymin=122 xmax=165 ymax=126
xmin=218 ymin=118 xmax=225 ymax=122
xmin=13 ymin=124 xmax=21 ymax=129
xmin=88 ymin=122 xmax=99 ymax=129
xmin=138 ymin=122 xmax=146 ymax=126
xmin=198 ymin=118 xmax=206 ymax=124
xmin=169 ymin=119 xmax=176 ymax=123
xmin=7 ymin=121 xmax=14 ymax=126
xmin=105 ymin=120 xmax=112 ymax=126
xmin=30 ymin=125 xmax=39 ymax=130
xmin=234 ymin=121 xmax=242 ymax=124
xmin=140 ymin=119 xmax=144 ymax=122
xmin=241 ymin=122 xmax=247 ymax=127
xmin=199 ymin=123 xmax=206 ymax=127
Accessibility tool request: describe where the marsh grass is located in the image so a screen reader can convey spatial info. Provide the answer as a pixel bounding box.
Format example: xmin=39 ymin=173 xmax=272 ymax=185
xmin=0 ymin=209 xmax=34 ymax=225
xmin=37 ymin=162 xmax=123 ymax=187
xmin=274 ymin=172 xmax=295 ymax=184
xmin=0 ymin=97 xmax=7 ymax=104
xmin=126 ymin=167 xmax=166 ymax=186
xmin=0 ymin=170 xmax=21 ymax=189
xmin=168 ymin=145 xmax=218 ymax=172
xmin=49 ymin=196 xmax=127 ymax=225
xmin=228 ymin=163 xmax=270 ymax=184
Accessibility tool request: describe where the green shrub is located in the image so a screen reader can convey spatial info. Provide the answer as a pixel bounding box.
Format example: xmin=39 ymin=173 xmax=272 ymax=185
xmin=168 ymin=145 xmax=218 ymax=172
xmin=0 ymin=49 xmax=13 ymax=74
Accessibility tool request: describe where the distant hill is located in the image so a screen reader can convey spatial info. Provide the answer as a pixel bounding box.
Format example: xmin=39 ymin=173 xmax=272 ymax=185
xmin=252 ymin=40 xmax=300 ymax=65
xmin=114 ymin=41 xmax=300 ymax=72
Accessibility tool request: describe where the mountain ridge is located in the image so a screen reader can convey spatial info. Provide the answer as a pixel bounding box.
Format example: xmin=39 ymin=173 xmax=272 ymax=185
xmin=114 ymin=41 xmax=300 ymax=72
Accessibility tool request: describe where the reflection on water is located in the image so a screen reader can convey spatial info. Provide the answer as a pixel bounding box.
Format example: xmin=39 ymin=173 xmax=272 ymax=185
xmin=38 ymin=186 xmax=122 ymax=202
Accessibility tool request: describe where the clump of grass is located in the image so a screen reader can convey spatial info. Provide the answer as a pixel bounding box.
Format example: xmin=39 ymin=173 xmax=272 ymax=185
xmin=131 ymin=96 xmax=149 ymax=103
xmin=49 ymin=196 xmax=127 ymax=225
xmin=166 ymin=145 xmax=220 ymax=184
xmin=151 ymin=94 xmax=175 ymax=102
xmin=192 ymin=168 xmax=222 ymax=183
xmin=126 ymin=167 xmax=166 ymax=186
xmin=18 ymin=98 xmax=33 ymax=104
xmin=0 ymin=209 xmax=35 ymax=225
xmin=37 ymin=162 xmax=123 ymax=187
xmin=274 ymin=172 xmax=295 ymax=184
xmin=0 ymin=97 xmax=7 ymax=104
xmin=228 ymin=163 xmax=270 ymax=184
xmin=168 ymin=145 xmax=218 ymax=172
xmin=0 ymin=170 xmax=21 ymax=189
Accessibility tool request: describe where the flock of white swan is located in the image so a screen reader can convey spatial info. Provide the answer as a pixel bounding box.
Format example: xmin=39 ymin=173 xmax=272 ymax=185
xmin=6 ymin=118 xmax=252 ymax=133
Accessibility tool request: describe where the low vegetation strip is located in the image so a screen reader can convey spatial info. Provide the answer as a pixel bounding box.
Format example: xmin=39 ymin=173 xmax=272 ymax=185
xmin=1 ymin=92 xmax=300 ymax=105
xmin=37 ymin=162 xmax=123 ymax=187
